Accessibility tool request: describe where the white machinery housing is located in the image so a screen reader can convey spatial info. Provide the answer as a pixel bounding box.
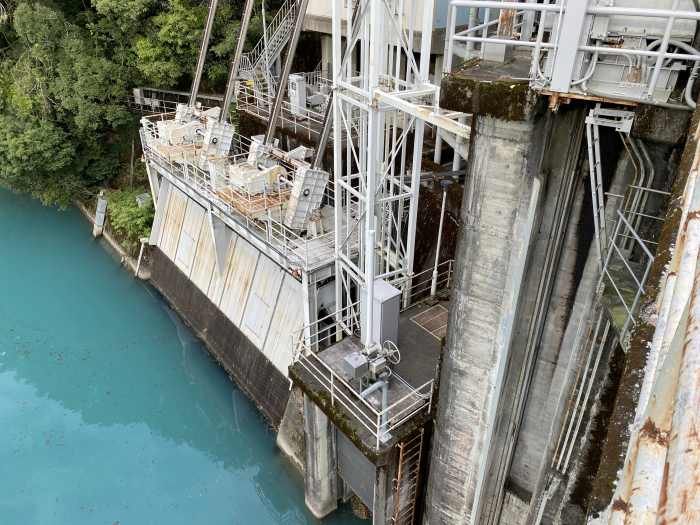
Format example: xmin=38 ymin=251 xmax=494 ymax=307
xmin=284 ymin=166 xmax=330 ymax=230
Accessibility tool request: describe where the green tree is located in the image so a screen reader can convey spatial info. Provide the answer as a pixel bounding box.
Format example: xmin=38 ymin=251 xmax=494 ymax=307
xmin=0 ymin=0 xmax=281 ymax=208
xmin=106 ymin=187 xmax=155 ymax=251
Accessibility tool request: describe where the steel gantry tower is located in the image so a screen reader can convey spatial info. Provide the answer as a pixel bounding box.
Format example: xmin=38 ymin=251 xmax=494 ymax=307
xmin=330 ymin=0 xmax=470 ymax=344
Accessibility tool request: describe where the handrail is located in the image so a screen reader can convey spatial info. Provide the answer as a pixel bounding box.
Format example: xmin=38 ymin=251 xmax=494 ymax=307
xmin=240 ymin=0 xmax=298 ymax=75
xmin=445 ymin=0 xmax=700 ymax=109
xmin=292 ymin=345 xmax=434 ymax=449
xmin=140 ymin=112 xmax=345 ymax=269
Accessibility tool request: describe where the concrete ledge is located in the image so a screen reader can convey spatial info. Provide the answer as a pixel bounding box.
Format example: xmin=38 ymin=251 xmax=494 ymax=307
xmin=631 ymin=104 xmax=693 ymax=145
xmin=439 ymin=75 xmax=541 ymax=122
xmin=74 ymin=200 xmax=151 ymax=280
xmin=277 ymin=386 xmax=306 ymax=476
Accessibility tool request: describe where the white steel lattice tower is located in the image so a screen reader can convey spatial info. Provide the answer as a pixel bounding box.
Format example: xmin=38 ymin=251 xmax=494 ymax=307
xmin=330 ymin=0 xmax=469 ymax=340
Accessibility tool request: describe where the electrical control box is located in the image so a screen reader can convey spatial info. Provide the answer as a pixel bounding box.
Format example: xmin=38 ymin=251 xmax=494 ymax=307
xmin=361 ymin=279 xmax=401 ymax=348
xmin=288 ymin=74 xmax=307 ymax=117
xmin=343 ymin=352 xmax=368 ymax=379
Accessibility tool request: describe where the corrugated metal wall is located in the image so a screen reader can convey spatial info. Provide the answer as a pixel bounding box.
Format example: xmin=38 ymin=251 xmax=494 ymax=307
xmin=155 ymin=186 xmax=305 ymax=378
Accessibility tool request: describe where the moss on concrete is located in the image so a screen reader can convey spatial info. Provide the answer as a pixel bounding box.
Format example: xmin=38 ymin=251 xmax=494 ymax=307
xmin=439 ymin=75 xmax=542 ymax=121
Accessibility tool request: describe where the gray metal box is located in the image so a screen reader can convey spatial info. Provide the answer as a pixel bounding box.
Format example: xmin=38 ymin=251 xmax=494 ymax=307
xmin=369 ymin=357 xmax=387 ymax=376
xmin=361 ymin=279 xmax=401 ymax=347
xmin=288 ymin=74 xmax=307 ymax=117
xmin=343 ymin=352 xmax=368 ymax=379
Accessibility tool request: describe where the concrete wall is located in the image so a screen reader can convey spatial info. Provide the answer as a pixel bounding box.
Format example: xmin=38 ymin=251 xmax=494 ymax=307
xmin=424 ymin=111 xmax=549 ymax=525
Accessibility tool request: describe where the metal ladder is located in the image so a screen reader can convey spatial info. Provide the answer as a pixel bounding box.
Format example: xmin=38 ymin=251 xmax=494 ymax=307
xmin=392 ymin=429 xmax=425 ymax=525
xmin=585 ymin=105 xmax=635 ymax=271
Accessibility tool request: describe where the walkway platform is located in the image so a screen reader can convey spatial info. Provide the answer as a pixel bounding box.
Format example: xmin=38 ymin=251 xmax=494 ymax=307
xmin=290 ymin=298 xmax=448 ymax=454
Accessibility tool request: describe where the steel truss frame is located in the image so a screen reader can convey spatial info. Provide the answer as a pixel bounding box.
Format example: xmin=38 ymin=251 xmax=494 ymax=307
xmin=330 ymin=0 xmax=470 ymax=342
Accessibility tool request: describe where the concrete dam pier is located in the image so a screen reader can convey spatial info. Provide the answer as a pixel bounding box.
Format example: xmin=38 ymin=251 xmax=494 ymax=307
xmin=137 ymin=1 xmax=700 ymax=524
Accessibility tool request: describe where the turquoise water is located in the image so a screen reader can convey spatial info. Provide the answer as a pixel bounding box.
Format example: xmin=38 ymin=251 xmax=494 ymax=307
xmin=0 ymin=189 xmax=366 ymax=525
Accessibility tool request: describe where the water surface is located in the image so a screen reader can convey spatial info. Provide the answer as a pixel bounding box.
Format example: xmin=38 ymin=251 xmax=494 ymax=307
xmin=0 ymin=189 xmax=366 ymax=524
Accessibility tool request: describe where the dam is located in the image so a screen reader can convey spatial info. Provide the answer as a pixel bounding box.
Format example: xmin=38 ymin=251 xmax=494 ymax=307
xmin=3 ymin=0 xmax=700 ymax=524
xmin=125 ymin=1 xmax=700 ymax=523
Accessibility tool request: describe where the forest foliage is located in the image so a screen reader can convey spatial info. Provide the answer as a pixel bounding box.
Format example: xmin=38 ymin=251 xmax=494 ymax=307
xmin=0 ymin=0 xmax=276 ymax=208
xmin=106 ymin=187 xmax=155 ymax=251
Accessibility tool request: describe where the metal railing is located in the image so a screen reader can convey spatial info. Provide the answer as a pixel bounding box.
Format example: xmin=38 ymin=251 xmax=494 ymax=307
xmin=126 ymin=87 xmax=223 ymax=114
xmin=141 ymin=112 xmax=346 ymax=270
xmin=598 ymin=209 xmax=655 ymax=348
xmin=391 ymin=259 xmax=454 ymax=311
xmin=290 ymin=299 xmax=434 ymax=450
xmin=287 ymin=261 xmax=453 ymax=449
xmin=239 ymin=0 xmax=298 ymax=81
xmin=236 ymin=81 xmax=333 ymax=142
xmin=445 ymin=1 xmax=700 ymax=109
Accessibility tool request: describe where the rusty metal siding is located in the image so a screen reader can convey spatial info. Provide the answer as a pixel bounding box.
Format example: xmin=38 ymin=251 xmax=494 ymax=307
xmin=263 ymin=273 xmax=304 ymax=374
xmin=160 ymin=187 xmax=188 ymax=261
xmin=190 ymin=217 xmax=217 ymax=295
xmin=175 ymin=198 xmax=205 ymax=277
xmin=155 ymin=189 xmax=303 ymax=377
xmin=219 ymin=237 xmax=260 ymax=326
xmin=155 ymin=183 xmax=175 ymax=247
xmin=150 ymin=180 xmax=171 ymax=246
xmin=241 ymin=254 xmax=285 ymax=350
xmin=207 ymin=232 xmax=238 ymax=307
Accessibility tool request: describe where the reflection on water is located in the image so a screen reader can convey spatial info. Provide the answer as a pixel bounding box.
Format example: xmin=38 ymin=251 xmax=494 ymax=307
xmin=0 ymin=189 xmax=367 ymax=524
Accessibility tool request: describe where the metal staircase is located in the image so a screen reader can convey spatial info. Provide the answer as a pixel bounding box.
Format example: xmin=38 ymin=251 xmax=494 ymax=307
xmin=239 ymin=0 xmax=299 ymax=98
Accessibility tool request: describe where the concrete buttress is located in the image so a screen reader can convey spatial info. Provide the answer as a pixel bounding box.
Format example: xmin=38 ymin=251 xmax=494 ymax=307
xmin=303 ymin=393 xmax=338 ymax=518
xmin=424 ymin=113 xmax=547 ymax=525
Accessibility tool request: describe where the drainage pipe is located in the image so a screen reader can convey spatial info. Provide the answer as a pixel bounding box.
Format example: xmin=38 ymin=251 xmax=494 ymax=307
xmin=624 ymin=137 xmax=646 ymax=253
xmin=562 ymin=320 xmax=611 ymax=473
xmin=430 ymin=181 xmax=452 ymax=298
xmin=557 ymin=313 xmax=604 ymax=472
xmin=360 ymin=380 xmax=388 ymax=434
xmin=633 ymin=140 xmax=656 ymax=237
xmin=135 ymin=237 xmax=149 ymax=277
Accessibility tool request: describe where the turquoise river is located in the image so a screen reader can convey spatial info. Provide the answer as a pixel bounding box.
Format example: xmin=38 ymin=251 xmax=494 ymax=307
xmin=0 ymin=188 xmax=368 ymax=525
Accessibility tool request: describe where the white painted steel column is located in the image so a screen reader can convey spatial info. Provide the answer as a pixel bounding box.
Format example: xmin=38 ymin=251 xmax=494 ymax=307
xmin=332 ymin=0 xmax=343 ymax=340
xmin=452 ymin=116 xmax=466 ymax=171
xmin=430 ymin=183 xmax=450 ymax=298
xmin=261 ymin=0 xmax=272 ymax=108
xmin=549 ymin=0 xmax=590 ymax=93
xmin=405 ymin=0 xmax=435 ymax=286
xmin=364 ymin=230 xmax=376 ymax=347
xmin=434 ymin=132 xmax=443 ymax=164
xmin=302 ymin=270 xmax=312 ymax=353
xmin=361 ymin=0 xmax=382 ymax=349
